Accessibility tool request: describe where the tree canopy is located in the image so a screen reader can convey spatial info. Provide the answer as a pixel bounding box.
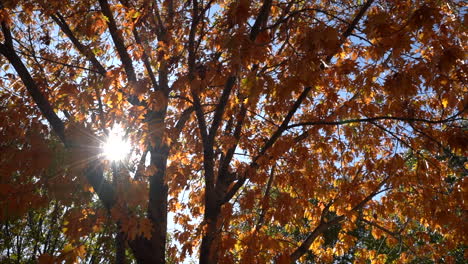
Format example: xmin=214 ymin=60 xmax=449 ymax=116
xmin=0 ymin=0 xmax=466 ymax=263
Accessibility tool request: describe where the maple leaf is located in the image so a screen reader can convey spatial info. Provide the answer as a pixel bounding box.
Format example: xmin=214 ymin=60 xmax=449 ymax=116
xmin=139 ymin=218 xmax=153 ymax=240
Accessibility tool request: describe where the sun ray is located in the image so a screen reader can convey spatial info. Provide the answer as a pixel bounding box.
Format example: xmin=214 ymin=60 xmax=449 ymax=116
xmin=102 ymin=125 xmax=130 ymax=162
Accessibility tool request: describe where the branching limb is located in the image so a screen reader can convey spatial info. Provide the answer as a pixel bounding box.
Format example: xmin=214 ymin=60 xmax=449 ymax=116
xmin=223 ymin=0 xmax=375 ymax=206
xmin=287 ymin=113 xmax=464 ymax=129
xmin=361 ymin=218 xmax=418 ymax=256
xmin=326 ymin=0 xmax=375 ymax=62
xmin=290 ymin=175 xmax=389 ymax=262
xmin=0 ymin=38 xmax=66 ymax=143
xmin=222 ymin=86 xmax=312 ymax=204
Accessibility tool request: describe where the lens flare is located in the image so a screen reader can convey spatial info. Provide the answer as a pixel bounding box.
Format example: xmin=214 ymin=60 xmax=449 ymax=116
xmin=102 ymin=125 xmax=130 ymax=161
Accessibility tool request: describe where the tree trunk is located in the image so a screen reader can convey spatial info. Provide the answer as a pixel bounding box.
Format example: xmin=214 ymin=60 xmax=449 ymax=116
xmin=199 ymin=191 xmax=222 ymax=264
xmin=115 ymin=231 xmax=126 ymax=264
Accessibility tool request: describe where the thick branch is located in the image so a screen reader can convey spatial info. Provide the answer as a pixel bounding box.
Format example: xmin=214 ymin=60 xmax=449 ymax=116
xmin=1 ymin=21 xmax=13 ymax=46
xmin=192 ymin=91 xmax=216 ymax=191
xmin=289 ymin=220 xmax=335 ymax=262
xmin=118 ymin=0 xmax=159 ymax=91
xmin=249 ymin=0 xmax=272 ymax=41
xmin=98 ymin=0 xmax=137 ymax=82
xmin=362 ymin=218 xmax=397 ymax=237
xmin=255 ymin=86 xmax=312 ymax=162
xmin=0 ymin=43 xmax=66 ymax=143
xmin=208 ymin=76 xmax=236 ymax=141
xmin=85 ymin=161 xmax=115 ymax=209
xmin=218 ymin=103 xmax=247 ymax=185
xmin=192 ymin=93 xmax=208 ymax=141
xmin=187 ymin=0 xmax=199 ymax=78
xmin=133 ymin=28 xmax=158 ymax=90
xmin=325 ymin=0 xmax=375 ymax=62
xmin=170 ymin=106 xmax=195 ymax=147
xmin=50 ymin=13 xmax=107 ymax=75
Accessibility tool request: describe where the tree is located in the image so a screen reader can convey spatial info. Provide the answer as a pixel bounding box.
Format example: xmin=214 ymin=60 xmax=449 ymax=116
xmin=0 ymin=0 xmax=466 ymax=263
xmin=0 ymin=200 xmax=123 ymax=263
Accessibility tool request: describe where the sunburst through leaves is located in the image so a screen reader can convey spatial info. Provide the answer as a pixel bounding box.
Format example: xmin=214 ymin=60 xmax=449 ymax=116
xmin=102 ymin=125 xmax=130 ymax=162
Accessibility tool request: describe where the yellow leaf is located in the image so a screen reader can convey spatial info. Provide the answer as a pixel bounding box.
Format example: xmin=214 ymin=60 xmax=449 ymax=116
xmin=441 ymin=98 xmax=448 ymax=108
xmin=309 ymin=235 xmax=324 ymax=251
xmin=62 ymin=243 xmax=73 ymax=253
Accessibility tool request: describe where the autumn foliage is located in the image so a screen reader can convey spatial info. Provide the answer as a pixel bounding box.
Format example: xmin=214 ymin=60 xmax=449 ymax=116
xmin=0 ymin=0 xmax=467 ymax=263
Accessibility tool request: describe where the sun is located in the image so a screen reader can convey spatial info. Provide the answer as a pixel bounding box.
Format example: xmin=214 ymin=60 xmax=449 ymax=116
xmin=102 ymin=125 xmax=131 ymax=162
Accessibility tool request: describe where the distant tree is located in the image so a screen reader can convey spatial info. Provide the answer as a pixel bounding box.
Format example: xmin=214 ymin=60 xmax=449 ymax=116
xmin=0 ymin=200 xmax=123 ymax=264
xmin=0 ymin=0 xmax=466 ymax=263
